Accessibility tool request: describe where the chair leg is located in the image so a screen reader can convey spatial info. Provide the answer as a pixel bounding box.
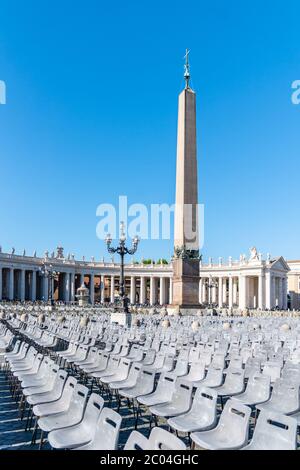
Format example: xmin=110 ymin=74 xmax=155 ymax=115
xmin=39 ymin=430 xmax=44 ymax=450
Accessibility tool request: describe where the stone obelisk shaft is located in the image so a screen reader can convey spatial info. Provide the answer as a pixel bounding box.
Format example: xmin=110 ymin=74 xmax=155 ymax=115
xmin=172 ymin=83 xmax=200 ymax=311
xmin=174 ymin=87 xmax=199 ymax=250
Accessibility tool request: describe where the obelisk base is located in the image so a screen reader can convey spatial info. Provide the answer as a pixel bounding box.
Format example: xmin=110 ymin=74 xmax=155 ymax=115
xmin=110 ymin=312 xmax=132 ymax=327
xmin=171 ymin=258 xmax=200 ymax=313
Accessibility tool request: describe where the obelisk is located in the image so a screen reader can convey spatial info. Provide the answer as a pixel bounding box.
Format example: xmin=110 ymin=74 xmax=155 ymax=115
xmin=172 ymin=50 xmax=200 ymax=311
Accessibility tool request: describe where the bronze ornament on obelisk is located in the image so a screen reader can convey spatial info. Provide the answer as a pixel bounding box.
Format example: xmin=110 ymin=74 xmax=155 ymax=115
xmin=172 ymin=50 xmax=201 ymax=311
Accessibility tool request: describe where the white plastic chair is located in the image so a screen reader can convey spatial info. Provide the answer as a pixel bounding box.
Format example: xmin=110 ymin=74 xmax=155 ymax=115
xmin=38 ymin=383 xmax=89 ymax=433
xmin=48 ymin=393 xmax=105 ymax=449
xmin=74 ymin=408 xmax=122 ymax=450
xmin=173 ymin=359 xmax=189 ymax=377
xmin=242 ymin=410 xmax=297 ymax=450
xmin=26 ymin=369 xmax=68 ymax=406
xmin=119 ymin=368 xmax=156 ymax=400
xmin=32 ymin=376 xmax=77 ymax=419
xmin=101 ymin=358 xmax=131 ymax=385
xmin=168 ymin=386 xmax=218 ymax=433
xmin=149 ymin=379 xmax=193 ymax=418
xmin=233 ymin=373 xmax=270 ymax=406
xmin=193 ymin=365 xmax=224 ymax=388
xmin=256 ymin=379 xmax=300 ymax=415
xmin=191 ymin=399 xmax=251 ymax=450
xmin=184 ymin=361 xmax=206 ymax=384
xmin=137 ymin=373 xmax=176 ymax=407
xmin=214 ymin=368 xmax=245 ymax=397
xmin=109 ymin=362 xmax=142 ymax=391
xmin=262 ymin=361 xmax=282 ymax=384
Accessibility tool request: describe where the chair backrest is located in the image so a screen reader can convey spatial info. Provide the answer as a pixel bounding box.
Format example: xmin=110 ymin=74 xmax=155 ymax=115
xmin=10 ymin=340 xmax=21 ymax=355
xmin=88 ymin=408 xmax=122 ymax=450
xmin=219 ymin=399 xmax=251 ymax=440
xmin=206 ymin=365 xmax=223 ymax=381
xmin=24 ymin=346 xmax=37 ymax=363
xmin=187 ymin=360 xmax=206 ymax=381
xmin=224 ymin=368 xmax=245 ymax=389
xmin=250 ymin=410 xmax=297 ymax=450
xmin=124 ymin=430 xmax=148 ymax=450
xmin=153 ymin=353 xmax=165 ymax=368
xmin=211 ymin=352 xmax=225 ymax=369
xmin=163 ymin=354 xmax=175 ymax=371
xmin=192 ymin=386 xmax=217 ymax=422
xmin=31 ymin=353 xmax=44 ymax=373
xmin=126 ymin=362 xmax=142 ymax=382
xmin=136 ymin=368 xmax=155 ymax=394
xmin=200 ymin=351 xmax=212 ymax=367
xmin=60 ymin=376 xmax=77 ymax=406
xmin=246 ymin=372 xmax=270 ymax=400
xmin=117 ymin=358 xmax=131 ymax=375
xmin=68 ymin=383 xmax=89 ymax=420
xmin=174 ymin=359 xmax=188 ymax=376
xmin=228 ymin=356 xmax=243 ymax=370
xmin=82 ymin=393 xmax=105 ymax=427
xmin=156 ymin=373 xmax=176 ymax=396
xmin=149 ymin=427 xmax=186 ymax=450
xmin=171 ymin=379 xmax=193 ymax=408
xmin=98 ymin=352 xmax=110 ymax=369
xmin=52 ymin=369 xmax=68 ymax=397
xmin=143 ymin=349 xmax=156 ymax=365
xmin=263 ymin=361 xmax=282 ymax=383
xmin=189 ymin=347 xmax=200 ymax=363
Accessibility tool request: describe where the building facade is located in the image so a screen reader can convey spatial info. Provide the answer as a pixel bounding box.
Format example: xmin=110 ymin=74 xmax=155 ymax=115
xmin=0 ymin=246 xmax=294 ymax=310
xmin=287 ymin=260 xmax=300 ymax=309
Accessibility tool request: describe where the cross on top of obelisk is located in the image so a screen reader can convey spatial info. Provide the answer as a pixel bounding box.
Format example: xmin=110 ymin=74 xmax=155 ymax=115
xmin=184 ymin=48 xmax=191 ymax=89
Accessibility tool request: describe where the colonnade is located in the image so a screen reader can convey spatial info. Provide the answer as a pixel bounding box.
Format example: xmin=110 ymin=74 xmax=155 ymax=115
xmin=200 ymin=274 xmax=288 ymax=310
xmin=0 ymin=267 xmax=173 ymax=306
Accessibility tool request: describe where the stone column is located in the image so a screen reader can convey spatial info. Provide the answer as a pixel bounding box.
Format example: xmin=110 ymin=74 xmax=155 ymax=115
xmin=31 ymin=271 xmax=36 ymax=301
xmin=9 ymin=268 xmax=14 ymax=300
xmin=90 ymin=275 xmax=95 ymax=304
xmin=130 ymin=276 xmax=136 ymax=304
xmin=222 ymin=278 xmax=227 ymax=305
xmin=233 ymin=278 xmax=238 ymax=305
xmin=199 ymin=278 xmax=203 ymax=303
xmin=64 ymin=273 xmax=70 ymax=302
xmin=110 ymin=276 xmax=115 ymax=303
xmin=272 ymin=276 xmax=276 ymax=308
xmin=169 ymin=278 xmax=173 ymax=304
xmin=265 ymin=272 xmax=271 ymax=309
xmin=202 ymin=278 xmax=207 ymax=303
xmin=228 ymin=276 xmax=233 ymax=309
xmin=20 ymin=269 xmax=25 ymax=301
xmin=282 ymin=277 xmax=288 ymax=310
xmin=70 ymin=273 xmax=75 ymax=302
xmin=0 ymin=268 xmax=2 ymax=301
xmin=212 ymin=281 xmax=217 ymax=304
xmin=43 ymin=276 xmax=48 ymax=302
xmin=218 ymin=277 xmax=223 ymax=308
xmin=258 ymin=274 xmax=264 ymax=310
xmin=140 ymin=277 xmax=146 ymax=304
xmin=239 ymin=275 xmax=246 ymax=310
xmin=150 ymin=277 xmax=156 ymax=305
xmin=159 ymin=277 xmax=166 ymax=305
xmin=278 ymin=278 xmax=283 ymax=309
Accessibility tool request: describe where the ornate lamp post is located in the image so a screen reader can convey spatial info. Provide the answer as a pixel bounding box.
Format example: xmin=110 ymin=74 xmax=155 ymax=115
xmin=39 ymin=263 xmax=59 ymax=306
xmin=105 ymin=222 xmax=139 ymax=313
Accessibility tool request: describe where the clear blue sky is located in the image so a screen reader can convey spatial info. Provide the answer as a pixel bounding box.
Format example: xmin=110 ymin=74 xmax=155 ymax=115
xmin=0 ymin=0 xmax=299 ymax=263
